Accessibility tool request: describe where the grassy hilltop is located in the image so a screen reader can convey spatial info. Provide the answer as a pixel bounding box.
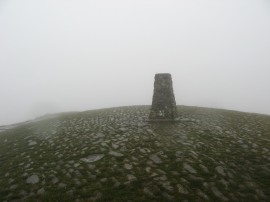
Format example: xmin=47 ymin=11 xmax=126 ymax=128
xmin=0 ymin=106 xmax=270 ymax=201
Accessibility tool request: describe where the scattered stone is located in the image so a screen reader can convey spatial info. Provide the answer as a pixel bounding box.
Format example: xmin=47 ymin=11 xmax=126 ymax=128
xmin=109 ymin=151 xmax=124 ymax=157
xmin=100 ymin=178 xmax=107 ymax=182
xmin=58 ymin=183 xmax=67 ymax=188
xmin=149 ymin=154 xmax=162 ymax=164
xmin=199 ymin=164 xmax=209 ymax=173
xmin=37 ymin=188 xmax=45 ymax=195
xmin=162 ymin=192 xmax=175 ymax=201
xmin=177 ymin=184 xmax=189 ymax=194
xmin=197 ymin=189 xmax=209 ymax=200
xmin=120 ymin=127 xmax=128 ymax=132
xmin=81 ymin=154 xmax=104 ymax=163
xmin=90 ymin=191 xmax=102 ymax=201
xmin=211 ymin=186 xmax=228 ymax=201
xmin=10 ymin=184 xmax=18 ymax=190
xmin=124 ymin=163 xmax=133 ymax=170
xmin=52 ymin=177 xmax=59 ymax=184
xmin=112 ymin=143 xmax=119 ymax=149
xmin=127 ymin=174 xmax=137 ymax=182
xmin=216 ymin=166 xmax=226 ymax=176
xmin=112 ymin=177 xmax=120 ymax=187
xmin=162 ymin=181 xmax=174 ymax=192
xmin=146 ymin=167 xmax=151 ymax=173
xmin=143 ymin=187 xmax=154 ymax=197
xmin=183 ymin=163 xmax=197 ymax=174
xmin=26 ymin=175 xmax=39 ymax=184
xmin=28 ymin=140 xmax=37 ymax=146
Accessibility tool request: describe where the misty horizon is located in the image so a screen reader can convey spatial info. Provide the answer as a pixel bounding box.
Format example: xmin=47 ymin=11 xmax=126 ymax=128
xmin=1 ymin=0 xmax=270 ymax=125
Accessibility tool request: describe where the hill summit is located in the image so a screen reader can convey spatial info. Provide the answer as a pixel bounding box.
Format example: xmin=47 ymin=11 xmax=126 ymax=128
xmin=0 ymin=106 xmax=270 ymax=201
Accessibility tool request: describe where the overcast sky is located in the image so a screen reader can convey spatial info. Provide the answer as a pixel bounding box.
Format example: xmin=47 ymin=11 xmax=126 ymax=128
xmin=0 ymin=0 xmax=270 ymax=125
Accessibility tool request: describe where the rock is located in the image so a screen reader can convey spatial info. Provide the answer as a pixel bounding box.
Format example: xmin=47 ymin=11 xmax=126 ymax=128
xmin=37 ymin=188 xmax=45 ymax=195
xmin=96 ymin=133 xmax=105 ymax=138
xmin=177 ymin=184 xmax=189 ymax=194
xmin=216 ymin=166 xmax=226 ymax=176
xmin=66 ymin=190 xmax=74 ymax=196
xmin=81 ymin=154 xmax=104 ymax=163
xmin=112 ymin=143 xmax=119 ymax=149
xmin=211 ymin=186 xmax=228 ymax=201
xmin=120 ymin=127 xmax=128 ymax=132
xmin=146 ymin=167 xmax=151 ymax=173
xmin=26 ymin=175 xmax=39 ymax=184
xmin=10 ymin=184 xmax=18 ymax=190
xmin=58 ymin=183 xmax=67 ymax=188
xmin=124 ymin=163 xmax=133 ymax=170
xmin=100 ymin=178 xmax=107 ymax=182
xmin=199 ymin=164 xmax=209 ymax=173
xmin=112 ymin=177 xmax=120 ymax=187
xmin=127 ymin=174 xmax=137 ymax=182
xmin=143 ymin=187 xmax=154 ymax=197
xmin=149 ymin=154 xmax=162 ymax=164
xmin=52 ymin=177 xmax=59 ymax=184
xmin=183 ymin=163 xmax=197 ymax=174
xmin=109 ymin=151 xmax=124 ymax=157
xmin=197 ymin=189 xmax=209 ymax=200
xmin=90 ymin=191 xmax=102 ymax=201
xmin=162 ymin=181 xmax=174 ymax=192
xmin=162 ymin=192 xmax=174 ymax=201
xmin=28 ymin=141 xmax=37 ymax=146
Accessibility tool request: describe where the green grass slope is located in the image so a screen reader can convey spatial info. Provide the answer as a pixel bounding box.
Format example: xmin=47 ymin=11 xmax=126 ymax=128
xmin=0 ymin=106 xmax=270 ymax=201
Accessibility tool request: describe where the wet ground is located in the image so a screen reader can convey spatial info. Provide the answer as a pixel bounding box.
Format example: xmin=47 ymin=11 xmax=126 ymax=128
xmin=0 ymin=106 xmax=269 ymax=201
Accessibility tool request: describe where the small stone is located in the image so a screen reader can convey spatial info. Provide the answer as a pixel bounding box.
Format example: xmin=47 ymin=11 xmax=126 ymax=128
xmin=183 ymin=163 xmax=197 ymax=174
xmin=197 ymin=189 xmax=209 ymax=200
xmin=66 ymin=190 xmax=74 ymax=196
xmin=211 ymin=186 xmax=228 ymax=201
xmin=26 ymin=175 xmax=39 ymax=184
xmin=149 ymin=154 xmax=162 ymax=164
xmin=37 ymin=188 xmax=45 ymax=195
xmin=112 ymin=177 xmax=120 ymax=187
xmin=199 ymin=164 xmax=209 ymax=173
xmin=146 ymin=167 xmax=151 ymax=173
xmin=81 ymin=154 xmax=104 ymax=163
xmin=90 ymin=191 xmax=102 ymax=201
xmin=112 ymin=143 xmax=119 ymax=149
xmin=120 ymin=127 xmax=128 ymax=132
xmin=127 ymin=174 xmax=137 ymax=182
xmin=162 ymin=181 xmax=174 ymax=192
xmin=124 ymin=163 xmax=133 ymax=170
xmin=162 ymin=192 xmax=174 ymax=201
xmin=143 ymin=187 xmax=154 ymax=197
xmin=109 ymin=151 xmax=124 ymax=157
xmin=28 ymin=141 xmax=37 ymax=146
xmin=52 ymin=177 xmax=59 ymax=184
xmin=10 ymin=184 xmax=18 ymax=190
xmin=58 ymin=183 xmax=67 ymax=188
xmin=177 ymin=184 xmax=189 ymax=194
xmin=216 ymin=166 xmax=226 ymax=176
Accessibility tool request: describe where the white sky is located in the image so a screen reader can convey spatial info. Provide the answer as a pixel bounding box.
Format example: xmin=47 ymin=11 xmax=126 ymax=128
xmin=0 ymin=0 xmax=270 ymax=125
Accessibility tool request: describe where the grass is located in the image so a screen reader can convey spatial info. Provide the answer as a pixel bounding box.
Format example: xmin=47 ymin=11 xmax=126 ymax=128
xmin=0 ymin=105 xmax=270 ymax=201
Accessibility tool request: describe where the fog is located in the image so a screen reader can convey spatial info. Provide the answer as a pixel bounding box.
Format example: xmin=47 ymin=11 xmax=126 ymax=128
xmin=0 ymin=0 xmax=270 ymax=125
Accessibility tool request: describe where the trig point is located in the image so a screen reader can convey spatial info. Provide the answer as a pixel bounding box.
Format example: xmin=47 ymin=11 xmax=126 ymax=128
xmin=149 ymin=73 xmax=177 ymax=121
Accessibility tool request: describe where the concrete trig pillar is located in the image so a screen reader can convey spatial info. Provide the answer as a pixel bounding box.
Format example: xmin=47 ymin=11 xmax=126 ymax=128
xmin=149 ymin=73 xmax=177 ymax=121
